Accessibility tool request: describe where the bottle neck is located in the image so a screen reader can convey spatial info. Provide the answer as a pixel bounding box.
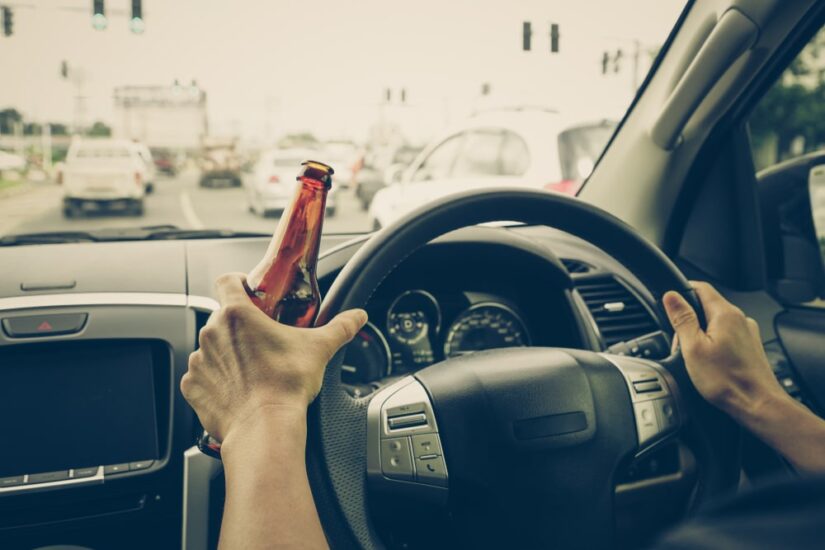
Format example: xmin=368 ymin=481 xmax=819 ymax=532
xmin=280 ymin=177 xmax=327 ymax=269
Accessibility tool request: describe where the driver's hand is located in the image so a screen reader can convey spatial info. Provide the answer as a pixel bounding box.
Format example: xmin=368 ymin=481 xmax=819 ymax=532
xmin=662 ymin=281 xmax=787 ymax=421
xmin=181 ymin=272 xmax=367 ymax=443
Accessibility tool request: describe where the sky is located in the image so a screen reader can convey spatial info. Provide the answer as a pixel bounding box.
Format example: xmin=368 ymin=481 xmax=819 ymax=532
xmin=0 ymin=0 xmax=685 ymax=143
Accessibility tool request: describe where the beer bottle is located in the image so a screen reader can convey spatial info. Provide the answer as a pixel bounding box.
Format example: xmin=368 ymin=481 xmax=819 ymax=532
xmin=246 ymin=160 xmax=333 ymax=326
xmin=197 ymin=160 xmax=334 ymax=459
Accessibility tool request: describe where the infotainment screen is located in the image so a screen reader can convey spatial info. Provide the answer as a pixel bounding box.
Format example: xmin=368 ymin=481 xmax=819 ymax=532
xmin=0 ymin=340 xmax=160 ymax=477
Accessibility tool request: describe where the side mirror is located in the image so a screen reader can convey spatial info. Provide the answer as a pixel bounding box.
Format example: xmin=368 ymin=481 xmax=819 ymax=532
xmin=758 ymin=155 xmax=825 ymax=304
xmin=384 ymin=163 xmax=406 ymax=185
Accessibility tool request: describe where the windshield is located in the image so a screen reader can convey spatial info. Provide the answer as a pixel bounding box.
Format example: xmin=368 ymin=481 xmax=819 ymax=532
xmin=0 ymin=0 xmax=685 ymax=240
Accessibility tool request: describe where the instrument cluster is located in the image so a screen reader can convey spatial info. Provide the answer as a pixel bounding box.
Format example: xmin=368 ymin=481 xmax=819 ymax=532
xmin=342 ymin=289 xmax=531 ymax=389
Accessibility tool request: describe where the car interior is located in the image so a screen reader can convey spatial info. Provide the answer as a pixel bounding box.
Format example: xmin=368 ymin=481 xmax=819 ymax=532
xmin=2 ymin=0 xmax=825 ymax=549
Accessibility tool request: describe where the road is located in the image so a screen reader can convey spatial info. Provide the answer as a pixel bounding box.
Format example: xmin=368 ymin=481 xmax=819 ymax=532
xmin=2 ymin=171 xmax=373 ymax=237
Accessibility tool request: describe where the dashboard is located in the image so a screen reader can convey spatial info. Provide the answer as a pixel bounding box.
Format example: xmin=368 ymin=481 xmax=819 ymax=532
xmin=0 ymin=224 xmax=682 ymax=549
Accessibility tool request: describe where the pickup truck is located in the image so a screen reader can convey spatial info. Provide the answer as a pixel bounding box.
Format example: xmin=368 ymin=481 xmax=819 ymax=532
xmin=61 ymin=139 xmax=150 ymax=217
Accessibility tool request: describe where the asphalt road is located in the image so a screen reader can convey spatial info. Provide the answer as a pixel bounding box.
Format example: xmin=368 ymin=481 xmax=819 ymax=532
xmin=5 ymin=171 xmax=373 ymax=236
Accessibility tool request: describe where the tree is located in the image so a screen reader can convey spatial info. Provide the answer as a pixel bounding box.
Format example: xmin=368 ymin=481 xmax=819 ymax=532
xmin=0 ymin=108 xmax=23 ymax=134
xmin=750 ymin=29 xmax=825 ymax=170
xmin=86 ymin=121 xmax=112 ymax=137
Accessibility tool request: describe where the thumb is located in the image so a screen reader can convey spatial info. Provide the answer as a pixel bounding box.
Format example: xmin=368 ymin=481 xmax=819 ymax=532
xmin=315 ymin=309 xmax=369 ymax=356
xmin=662 ymin=291 xmax=702 ymax=351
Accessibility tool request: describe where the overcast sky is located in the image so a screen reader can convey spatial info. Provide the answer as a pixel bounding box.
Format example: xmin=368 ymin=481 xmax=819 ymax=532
xmin=1 ymin=0 xmax=685 ymax=142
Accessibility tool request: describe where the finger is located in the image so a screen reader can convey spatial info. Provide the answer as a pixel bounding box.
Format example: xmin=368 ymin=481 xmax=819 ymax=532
xmin=689 ymin=281 xmax=728 ymax=320
xmin=663 ymin=291 xmax=703 ymax=350
xmin=746 ymin=317 xmax=761 ymax=342
xmin=671 ymin=333 xmax=680 ymax=354
xmin=215 ymin=272 xmax=253 ymax=309
xmin=314 ymin=309 xmax=369 ymax=356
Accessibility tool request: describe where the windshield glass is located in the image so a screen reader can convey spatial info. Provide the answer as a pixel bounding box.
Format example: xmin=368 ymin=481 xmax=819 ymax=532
xmin=0 ymin=0 xmax=685 ymax=239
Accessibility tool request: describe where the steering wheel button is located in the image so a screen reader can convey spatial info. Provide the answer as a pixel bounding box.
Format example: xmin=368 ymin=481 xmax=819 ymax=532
xmin=412 ymin=434 xmax=443 ymax=457
xmin=388 ymin=413 xmax=428 ymax=430
xmin=634 ymin=401 xmax=660 ymax=446
xmin=654 ymin=398 xmax=679 ymax=431
xmin=633 ymin=381 xmax=663 ymax=394
xmin=386 ymin=403 xmax=426 ymax=417
xmin=380 ymin=437 xmax=414 ymax=481
xmin=414 ymin=454 xmax=447 ymax=487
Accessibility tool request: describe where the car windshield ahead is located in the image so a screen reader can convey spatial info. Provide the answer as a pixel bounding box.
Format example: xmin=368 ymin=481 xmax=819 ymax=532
xmin=0 ymin=0 xmax=686 ymax=241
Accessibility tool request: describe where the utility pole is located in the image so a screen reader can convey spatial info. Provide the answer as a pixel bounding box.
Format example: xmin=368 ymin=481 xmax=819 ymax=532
xmin=41 ymin=123 xmax=52 ymax=172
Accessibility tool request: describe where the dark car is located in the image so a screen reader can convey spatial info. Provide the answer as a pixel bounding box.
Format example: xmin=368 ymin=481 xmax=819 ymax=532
xmin=355 ymin=145 xmax=423 ymax=210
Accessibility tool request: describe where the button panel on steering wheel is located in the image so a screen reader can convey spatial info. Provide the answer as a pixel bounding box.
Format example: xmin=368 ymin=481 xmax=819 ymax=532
xmin=366 ymin=377 xmax=449 ymax=501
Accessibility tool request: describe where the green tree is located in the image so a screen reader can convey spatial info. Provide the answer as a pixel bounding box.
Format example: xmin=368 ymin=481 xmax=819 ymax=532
xmin=0 ymin=108 xmax=23 ymax=134
xmin=750 ymin=29 xmax=825 ymax=170
xmin=86 ymin=121 xmax=112 ymax=137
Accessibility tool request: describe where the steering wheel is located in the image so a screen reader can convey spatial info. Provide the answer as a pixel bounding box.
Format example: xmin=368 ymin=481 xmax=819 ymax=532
xmin=311 ymin=188 xmax=740 ymax=549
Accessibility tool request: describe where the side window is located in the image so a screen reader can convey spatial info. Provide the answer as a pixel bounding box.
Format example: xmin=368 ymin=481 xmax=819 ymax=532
xmin=500 ymin=131 xmax=530 ymax=176
xmin=747 ymin=28 xmax=825 ymax=304
xmin=451 ymin=130 xmax=505 ymax=178
xmin=748 ymin=28 xmax=825 ymax=172
xmin=411 ymin=134 xmax=463 ymax=182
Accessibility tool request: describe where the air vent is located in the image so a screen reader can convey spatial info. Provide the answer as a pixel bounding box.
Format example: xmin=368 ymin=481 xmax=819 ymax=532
xmin=575 ymin=276 xmax=659 ymax=346
xmin=560 ymin=258 xmax=592 ymax=274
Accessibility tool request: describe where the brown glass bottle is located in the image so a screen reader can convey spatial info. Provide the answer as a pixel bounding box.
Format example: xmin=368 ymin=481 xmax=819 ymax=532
xmin=197 ymin=160 xmax=333 ymax=460
xmin=246 ymin=160 xmax=333 ymax=327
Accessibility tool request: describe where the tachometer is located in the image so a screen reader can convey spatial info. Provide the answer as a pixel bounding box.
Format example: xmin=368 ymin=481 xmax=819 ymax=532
xmin=341 ymin=321 xmax=392 ymax=385
xmin=386 ymin=290 xmax=441 ymax=371
xmin=444 ymin=303 xmax=530 ymax=358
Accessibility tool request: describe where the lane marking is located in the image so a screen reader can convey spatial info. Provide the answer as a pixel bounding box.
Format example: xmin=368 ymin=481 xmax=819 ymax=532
xmin=179 ymin=191 xmax=204 ymax=229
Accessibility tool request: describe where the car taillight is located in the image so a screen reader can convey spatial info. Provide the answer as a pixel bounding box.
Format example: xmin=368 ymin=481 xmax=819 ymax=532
xmin=544 ymin=179 xmax=581 ymax=195
xmin=135 ymin=172 xmax=143 ymax=186
xmin=268 ymin=175 xmax=280 ymax=184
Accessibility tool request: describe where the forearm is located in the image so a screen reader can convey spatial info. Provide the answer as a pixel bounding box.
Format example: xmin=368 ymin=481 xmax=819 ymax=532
xmin=738 ymin=392 xmax=825 ymax=475
xmin=219 ymin=408 xmax=328 ymax=549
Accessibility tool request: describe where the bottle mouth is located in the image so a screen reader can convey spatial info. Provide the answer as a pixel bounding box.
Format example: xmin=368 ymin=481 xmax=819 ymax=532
xmin=299 ymin=160 xmax=334 ymax=189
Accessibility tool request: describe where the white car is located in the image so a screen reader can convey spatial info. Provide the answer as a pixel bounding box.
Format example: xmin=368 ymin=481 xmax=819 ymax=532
xmin=61 ymin=139 xmax=151 ymax=217
xmin=245 ymin=148 xmax=337 ymax=217
xmin=368 ymin=109 xmax=616 ymax=228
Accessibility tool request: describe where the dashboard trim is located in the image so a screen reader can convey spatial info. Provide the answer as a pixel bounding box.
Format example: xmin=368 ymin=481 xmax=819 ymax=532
xmin=0 ymin=292 xmax=224 ymax=314
xmin=0 ymin=292 xmax=187 ymax=312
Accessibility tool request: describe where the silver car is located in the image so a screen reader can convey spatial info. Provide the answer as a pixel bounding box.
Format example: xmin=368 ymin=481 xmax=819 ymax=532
xmin=245 ymin=148 xmax=337 ymax=217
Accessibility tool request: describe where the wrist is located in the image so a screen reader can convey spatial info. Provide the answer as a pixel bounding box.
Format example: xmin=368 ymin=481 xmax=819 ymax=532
xmin=220 ymin=405 xmax=308 ymax=465
xmin=734 ymin=387 xmax=795 ymax=431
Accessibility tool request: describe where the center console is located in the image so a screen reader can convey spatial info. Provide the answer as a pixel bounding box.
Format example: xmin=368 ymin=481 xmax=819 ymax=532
xmin=0 ymin=294 xmax=203 ymax=550
xmin=0 ymin=339 xmax=167 ymax=493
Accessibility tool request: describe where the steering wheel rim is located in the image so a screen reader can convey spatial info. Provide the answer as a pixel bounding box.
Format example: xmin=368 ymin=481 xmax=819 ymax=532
xmin=310 ymin=188 xmax=740 ymax=549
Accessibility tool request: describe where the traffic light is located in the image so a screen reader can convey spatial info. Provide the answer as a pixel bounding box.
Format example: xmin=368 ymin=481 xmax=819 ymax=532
xmin=601 ymin=51 xmax=610 ymax=74
xmin=130 ymin=0 xmax=144 ymax=34
xmin=614 ymin=49 xmax=623 ymax=73
xmin=400 ymin=88 xmax=406 ymax=104
xmin=92 ymin=0 xmax=107 ymax=31
xmin=2 ymin=7 xmax=12 ymax=37
xmin=60 ymin=60 xmax=69 ymax=79
xmin=522 ymin=21 xmax=532 ymax=51
xmin=549 ymin=23 xmax=559 ymax=53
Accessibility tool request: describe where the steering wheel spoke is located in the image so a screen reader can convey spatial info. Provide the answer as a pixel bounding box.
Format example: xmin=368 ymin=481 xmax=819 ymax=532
xmin=366 ymin=377 xmax=449 ymax=503
xmin=601 ymin=354 xmax=684 ymax=456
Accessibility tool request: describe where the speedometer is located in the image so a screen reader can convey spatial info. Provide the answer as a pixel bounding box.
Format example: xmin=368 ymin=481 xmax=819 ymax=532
xmin=443 ymin=303 xmax=530 ymax=358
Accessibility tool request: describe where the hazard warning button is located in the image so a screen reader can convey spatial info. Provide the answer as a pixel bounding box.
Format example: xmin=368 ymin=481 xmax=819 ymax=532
xmin=2 ymin=313 xmax=88 ymax=338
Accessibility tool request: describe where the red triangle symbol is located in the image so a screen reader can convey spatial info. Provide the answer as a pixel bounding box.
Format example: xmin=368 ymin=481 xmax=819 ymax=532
xmin=37 ymin=321 xmax=53 ymax=331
